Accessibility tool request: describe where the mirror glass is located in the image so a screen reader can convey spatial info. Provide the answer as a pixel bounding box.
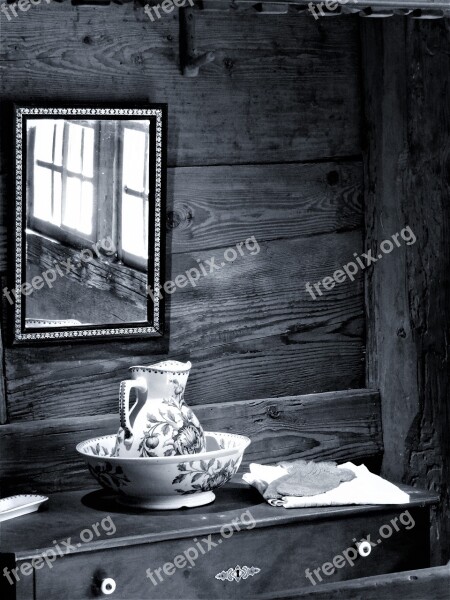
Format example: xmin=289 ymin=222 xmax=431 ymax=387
xmin=14 ymin=106 xmax=165 ymax=342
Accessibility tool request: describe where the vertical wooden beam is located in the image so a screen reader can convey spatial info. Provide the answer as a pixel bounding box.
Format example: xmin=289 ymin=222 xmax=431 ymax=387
xmin=0 ymin=308 xmax=7 ymax=424
xmin=402 ymin=18 xmax=450 ymax=566
xmin=362 ymin=18 xmax=450 ymax=563
xmin=362 ymin=17 xmax=414 ymax=487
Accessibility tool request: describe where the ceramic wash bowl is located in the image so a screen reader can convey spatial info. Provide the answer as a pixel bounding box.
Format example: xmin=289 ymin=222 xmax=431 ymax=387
xmin=77 ymin=432 xmax=250 ymax=510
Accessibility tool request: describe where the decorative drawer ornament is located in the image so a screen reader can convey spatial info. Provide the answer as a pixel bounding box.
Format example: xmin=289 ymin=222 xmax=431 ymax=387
xmin=215 ymin=565 xmax=261 ymax=582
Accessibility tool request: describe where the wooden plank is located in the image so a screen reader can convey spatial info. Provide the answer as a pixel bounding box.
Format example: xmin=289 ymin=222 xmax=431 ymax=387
xmin=0 ymin=135 xmax=9 ymax=273
xmin=4 ymin=230 xmax=364 ymax=420
xmin=1 ymin=480 xmax=437 ymax=559
xmin=233 ymin=0 xmax=450 ymax=7
xmin=8 ymin=158 xmax=362 ymax=329
xmin=0 ymin=389 xmax=382 ymax=493
xmin=25 ymin=232 xmax=147 ymax=324
xmin=4 ymin=334 xmax=365 ymax=422
xmin=362 ymin=19 xmax=414 ymax=490
xmin=0 ymin=5 xmax=361 ymax=166
xmin=267 ymin=563 xmax=450 ymax=600
xmin=0 ymin=555 xmax=34 ymax=600
xmin=0 ymin=225 xmax=6 ymax=274
xmin=362 ymin=19 xmax=450 ymax=563
xmin=0 ymin=320 xmax=6 ymax=425
xmin=18 ymin=508 xmax=432 ymax=598
xmin=168 ymin=161 xmax=363 ymax=253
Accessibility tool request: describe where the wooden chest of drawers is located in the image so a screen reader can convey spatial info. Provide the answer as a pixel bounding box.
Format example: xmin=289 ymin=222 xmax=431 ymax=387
xmin=0 ymin=480 xmax=438 ymax=599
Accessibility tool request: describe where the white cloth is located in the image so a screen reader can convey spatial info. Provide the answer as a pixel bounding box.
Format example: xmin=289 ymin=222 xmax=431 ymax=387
xmin=242 ymin=462 xmax=410 ymax=508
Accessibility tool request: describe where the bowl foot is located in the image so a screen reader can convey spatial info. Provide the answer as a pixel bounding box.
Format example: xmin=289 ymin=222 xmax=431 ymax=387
xmin=116 ymin=491 xmax=216 ymax=510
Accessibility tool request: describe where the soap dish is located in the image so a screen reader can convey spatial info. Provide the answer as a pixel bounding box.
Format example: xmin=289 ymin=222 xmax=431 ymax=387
xmin=0 ymin=495 xmax=48 ymax=522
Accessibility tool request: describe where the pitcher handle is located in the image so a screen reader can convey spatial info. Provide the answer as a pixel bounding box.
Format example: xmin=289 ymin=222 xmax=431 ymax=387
xmin=119 ymin=378 xmax=147 ymax=440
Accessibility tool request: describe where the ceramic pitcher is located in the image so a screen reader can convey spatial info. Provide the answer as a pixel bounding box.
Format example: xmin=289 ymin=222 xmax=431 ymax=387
xmin=112 ymin=360 xmax=206 ymax=458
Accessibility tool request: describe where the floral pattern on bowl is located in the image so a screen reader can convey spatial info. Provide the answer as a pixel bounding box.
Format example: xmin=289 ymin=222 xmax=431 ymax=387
xmin=77 ymin=431 xmax=251 ymax=510
xmin=89 ymin=443 xmax=110 ymax=457
xmin=87 ymin=463 xmax=131 ymax=493
xmin=172 ymin=456 xmax=240 ymax=495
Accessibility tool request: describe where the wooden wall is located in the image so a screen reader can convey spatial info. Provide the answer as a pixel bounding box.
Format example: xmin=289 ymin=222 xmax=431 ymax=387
xmin=0 ymin=0 xmax=448 ymax=571
xmin=0 ymin=5 xmax=364 ymax=466
xmin=362 ymin=18 xmax=450 ymax=564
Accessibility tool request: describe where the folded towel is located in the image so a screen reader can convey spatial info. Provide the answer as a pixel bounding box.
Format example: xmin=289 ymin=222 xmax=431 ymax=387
xmin=263 ymin=459 xmax=356 ymax=500
xmin=243 ymin=462 xmax=410 ymax=508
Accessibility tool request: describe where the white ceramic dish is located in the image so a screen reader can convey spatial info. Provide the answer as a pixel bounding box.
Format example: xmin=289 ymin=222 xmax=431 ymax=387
xmin=77 ymin=431 xmax=251 ymax=510
xmin=0 ymin=494 xmax=48 ymax=522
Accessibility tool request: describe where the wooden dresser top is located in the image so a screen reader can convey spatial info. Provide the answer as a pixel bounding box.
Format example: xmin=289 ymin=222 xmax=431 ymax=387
xmin=0 ymin=479 xmax=438 ymax=560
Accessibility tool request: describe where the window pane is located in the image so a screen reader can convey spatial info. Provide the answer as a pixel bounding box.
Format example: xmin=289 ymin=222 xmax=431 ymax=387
xmin=63 ymin=176 xmax=81 ymax=228
xmin=53 ymin=171 xmax=62 ymax=226
xmin=67 ymin=124 xmax=83 ymax=174
xmin=33 ymin=165 xmax=52 ymax=221
xmin=53 ymin=121 xmax=64 ymax=167
xmin=121 ymin=193 xmax=148 ymax=259
xmin=33 ymin=120 xmax=55 ymax=163
xmin=80 ymin=181 xmax=93 ymax=235
xmin=82 ymin=127 xmax=94 ymax=178
xmin=122 ymin=128 xmax=146 ymax=191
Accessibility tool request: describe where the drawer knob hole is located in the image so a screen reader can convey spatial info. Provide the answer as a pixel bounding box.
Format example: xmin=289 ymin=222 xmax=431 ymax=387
xmin=101 ymin=577 xmax=116 ymax=595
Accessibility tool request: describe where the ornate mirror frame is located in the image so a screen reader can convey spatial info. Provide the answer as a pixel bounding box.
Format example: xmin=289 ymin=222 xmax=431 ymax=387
xmin=12 ymin=104 xmax=166 ymax=343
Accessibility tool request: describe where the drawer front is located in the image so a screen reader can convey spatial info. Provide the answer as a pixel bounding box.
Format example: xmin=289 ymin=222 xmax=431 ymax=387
xmin=35 ymin=507 xmax=429 ymax=599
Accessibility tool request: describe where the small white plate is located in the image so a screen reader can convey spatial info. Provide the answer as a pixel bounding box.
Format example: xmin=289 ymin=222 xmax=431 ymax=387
xmin=0 ymin=495 xmax=48 ymax=522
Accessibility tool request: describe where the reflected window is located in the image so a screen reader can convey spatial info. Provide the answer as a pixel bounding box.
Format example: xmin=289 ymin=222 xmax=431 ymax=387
xmin=30 ymin=120 xmax=95 ymax=240
xmin=120 ymin=123 xmax=149 ymax=269
xmin=27 ymin=119 xmax=150 ymax=271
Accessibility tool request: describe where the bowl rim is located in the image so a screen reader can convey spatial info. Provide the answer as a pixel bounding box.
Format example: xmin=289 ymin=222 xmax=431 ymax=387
xmin=76 ymin=431 xmax=251 ymax=464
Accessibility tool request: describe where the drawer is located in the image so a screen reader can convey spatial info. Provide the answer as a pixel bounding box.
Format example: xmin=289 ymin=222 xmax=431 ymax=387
xmin=34 ymin=506 xmax=429 ymax=599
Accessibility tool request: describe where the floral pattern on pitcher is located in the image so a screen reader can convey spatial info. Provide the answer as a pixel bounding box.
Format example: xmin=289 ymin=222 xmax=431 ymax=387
xmin=114 ymin=361 xmax=206 ymax=458
xmin=138 ymin=379 xmax=205 ymax=457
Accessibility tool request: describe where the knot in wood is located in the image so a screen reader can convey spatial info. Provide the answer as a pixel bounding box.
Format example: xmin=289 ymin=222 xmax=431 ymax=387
xmin=327 ymin=170 xmax=339 ymax=186
xmin=167 ymin=210 xmax=182 ymax=230
xmin=223 ymin=57 xmax=234 ymax=72
xmin=167 ymin=207 xmax=192 ymax=230
xmin=267 ymin=405 xmax=280 ymax=419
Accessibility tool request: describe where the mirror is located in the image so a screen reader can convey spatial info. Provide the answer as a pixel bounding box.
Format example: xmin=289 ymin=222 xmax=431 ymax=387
xmin=13 ymin=105 xmax=166 ymax=343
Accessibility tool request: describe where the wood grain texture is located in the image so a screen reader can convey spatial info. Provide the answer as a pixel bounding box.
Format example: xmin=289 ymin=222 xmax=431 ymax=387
xmin=0 ymin=483 xmax=436 ymax=599
xmin=26 ymin=232 xmax=147 ymax=323
xmin=31 ymin=508 xmax=430 ymax=598
xmin=167 ymin=162 xmax=363 ymax=253
xmin=0 ymin=226 xmax=6 ymax=274
xmin=5 ymin=229 xmax=364 ymax=420
xmin=212 ymin=0 xmax=450 ymax=6
xmin=362 ymin=18 xmax=450 ymax=563
xmin=0 ymin=5 xmax=364 ymax=423
xmin=0 ymin=137 xmax=9 ymax=273
xmin=0 ymin=4 xmax=361 ymax=167
xmin=267 ymin=563 xmax=450 ymax=600
xmin=0 ymin=311 xmax=6 ymax=425
xmin=1 ymin=481 xmax=437 ymax=558
xmin=0 ymin=389 xmax=381 ymax=493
